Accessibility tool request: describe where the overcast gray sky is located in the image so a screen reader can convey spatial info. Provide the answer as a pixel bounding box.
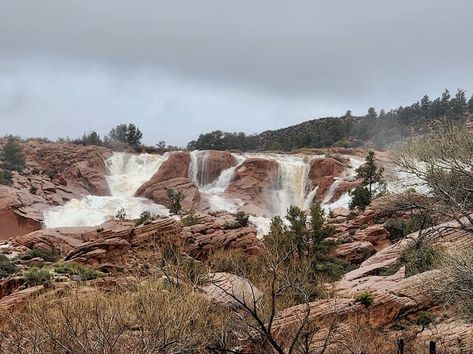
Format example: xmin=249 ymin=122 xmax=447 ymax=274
xmin=0 ymin=0 xmax=472 ymax=146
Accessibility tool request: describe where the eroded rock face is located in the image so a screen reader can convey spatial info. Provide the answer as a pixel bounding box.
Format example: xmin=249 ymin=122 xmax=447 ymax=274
xmin=14 ymin=227 xmax=91 ymax=256
xmin=225 ymin=158 xmax=279 ymax=215
xmin=308 ymin=157 xmax=346 ymax=203
xmin=21 ymin=141 xmax=112 ymax=196
xmin=136 ymin=177 xmax=200 ymax=211
xmin=195 ymin=151 xmax=237 ymax=186
xmin=135 ymin=152 xmax=200 ymax=211
xmin=181 ymin=211 xmax=262 ymax=260
xmin=267 ymin=219 xmax=473 ymax=352
xmin=147 ymin=151 xmax=191 ymax=183
xmin=0 ymin=187 xmax=42 ymax=239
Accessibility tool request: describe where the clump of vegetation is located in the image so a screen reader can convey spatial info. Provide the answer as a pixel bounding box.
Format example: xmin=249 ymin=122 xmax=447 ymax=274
xmin=107 ymin=123 xmax=143 ymax=150
xmin=0 ymin=255 xmax=18 ymax=279
xmin=384 ymin=214 xmax=436 ymax=241
xmin=382 ymin=241 xmax=445 ymax=277
xmin=54 ymin=262 xmax=104 ymax=281
xmin=207 ymin=249 xmax=252 ymax=277
xmin=1 ymin=136 xmax=26 ymax=172
xmin=135 ymin=211 xmax=152 ymax=226
xmin=350 ymin=151 xmax=384 ymax=211
xmin=166 ymin=189 xmax=185 ymax=215
xmin=437 ymin=247 xmax=473 ymax=321
xmin=181 ymin=209 xmax=200 ymax=226
xmin=416 ymin=311 xmax=434 ymax=328
xmin=23 ymin=266 xmax=52 ymax=286
xmin=355 ymin=291 xmax=374 ymax=308
xmin=0 ymin=170 xmax=12 ymax=185
xmin=114 ymin=208 xmax=127 ymax=220
xmin=223 ymin=211 xmax=250 ymax=229
xmin=76 ymin=131 xmax=103 ymax=146
xmin=21 ymin=248 xmax=60 ymax=263
xmin=395 ymin=125 xmax=473 ymax=231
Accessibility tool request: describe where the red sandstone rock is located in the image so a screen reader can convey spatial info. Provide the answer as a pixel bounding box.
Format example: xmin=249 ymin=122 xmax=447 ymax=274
xmin=195 ymin=151 xmax=237 ymax=186
xmin=225 ymin=158 xmax=278 ymax=214
xmin=353 ymin=225 xmax=391 ymax=252
xmin=334 ymin=241 xmax=376 ymax=263
xmin=64 ymin=237 xmax=130 ymax=266
xmin=146 ymin=151 xmax=191 ymax=183
xmin=307 ymin=157 xmax=345 ymax=203
xmin=136 ymin=177 xmax=200 ymax=211
xmin=0 ymin=187 xmax=42 ymax=239
xmin=13 ymin=227 xmax=90 ymax=256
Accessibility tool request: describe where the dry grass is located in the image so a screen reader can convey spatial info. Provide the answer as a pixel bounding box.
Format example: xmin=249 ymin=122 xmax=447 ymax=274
xmin=0 ymin=281 xmax=236 ymax=353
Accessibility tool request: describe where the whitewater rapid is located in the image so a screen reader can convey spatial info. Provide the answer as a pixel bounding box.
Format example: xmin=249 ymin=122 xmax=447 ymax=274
xmin=43 ymin=153 xmax=170 ymax=228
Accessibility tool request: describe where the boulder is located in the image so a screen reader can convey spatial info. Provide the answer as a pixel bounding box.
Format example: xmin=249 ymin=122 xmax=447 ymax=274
xmin=64 ymin=237 xmax=130 ymax=266
xmin=200 ymin=272 xmax=263 ymax=310
xmin=136 ymin=177 xmax=200 ymax=211
xmin=0 ymin=285 xmax=45 ymax=312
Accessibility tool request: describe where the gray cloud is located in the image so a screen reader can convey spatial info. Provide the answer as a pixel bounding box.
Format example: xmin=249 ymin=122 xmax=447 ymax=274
xmin=0 ymin=0 xmax=472 ymax=145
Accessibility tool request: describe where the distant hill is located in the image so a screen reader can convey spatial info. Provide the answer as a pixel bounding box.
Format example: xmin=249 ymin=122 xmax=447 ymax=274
xmin=187 ymin=89 xmax=473 ymax=151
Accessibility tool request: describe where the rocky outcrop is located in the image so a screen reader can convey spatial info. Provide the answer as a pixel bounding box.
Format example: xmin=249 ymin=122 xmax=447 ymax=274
xmin=135 ymin=152 xmax=200 ymax=211
xmin=64 ymin=237 xmax=130 ymax=266
xmin=182 ymin=211 xmax=262 ymax=260
xmin=13 ymin=227 xmax=90 ymax=256
xmin=0 ymin=285 xmax=45 ymax=312
xmin=307 ymin=157 xmax=345 ymax=203
xmin=21 ymin=141 xmax=112 ymax=196
xmin=0 ymin=187 xmax=42 ymax=239
xmin=146 ymin=151 xmax=191 ymax=183
xmin=136 ymin=177 xmax=200 ymax=211
xmin=353 ymin=225 xmax=391 ymax=252
xmin=194 ymin=151 xmax=237 ymax=186
xmin=334 ymin=241 xmax=376 ymax=263
xmin=225 ymin=158 xmax=279 ymax=215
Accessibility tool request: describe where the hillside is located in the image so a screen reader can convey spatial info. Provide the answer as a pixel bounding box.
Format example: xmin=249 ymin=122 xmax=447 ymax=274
xmin=187 ymin=89 xmax=473 ymax=151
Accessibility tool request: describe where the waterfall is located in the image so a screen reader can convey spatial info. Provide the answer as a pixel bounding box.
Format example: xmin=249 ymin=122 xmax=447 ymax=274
xmin=321 ymin=157 xmax=364 ymax=212
xmin=188 ymin=150 xmax=209 ymax=188
xmin=43 ymin=152 xmax=169 ymax=228
xmin=42 ymin=150 xmax=361 ymax=234
xmin=272 ymin=155 xmax=311 ymax=216
xmin=201 ymin=154 xmax=246 ymax=212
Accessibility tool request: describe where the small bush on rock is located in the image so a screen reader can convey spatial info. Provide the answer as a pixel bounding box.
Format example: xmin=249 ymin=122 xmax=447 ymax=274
xmin=355 ymin=291 xmax=374 ymax=308
xmin=54 ymin=262 xmax=104 ymax=281
xmin=181 ymin=209 xmax=200 ymax=226
xmin=166 ymin=189 xmax=184 ymax=215
xmin=416 ymin=311 xmax=434 ymax=328
xmin=114 ymin=208 xmax=127 ymax=220
xmin=223 ymin=211 xmax=250 ymax=229
xmin=0 ymin=255 xmax=17 ymax=279
xmin=135 ymin=211 xmax=152 ymax=226
xmin=23 ymin=266 xmax=52 ymax=286
xmin=0 ymin=170 xmax=12 ymax=185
